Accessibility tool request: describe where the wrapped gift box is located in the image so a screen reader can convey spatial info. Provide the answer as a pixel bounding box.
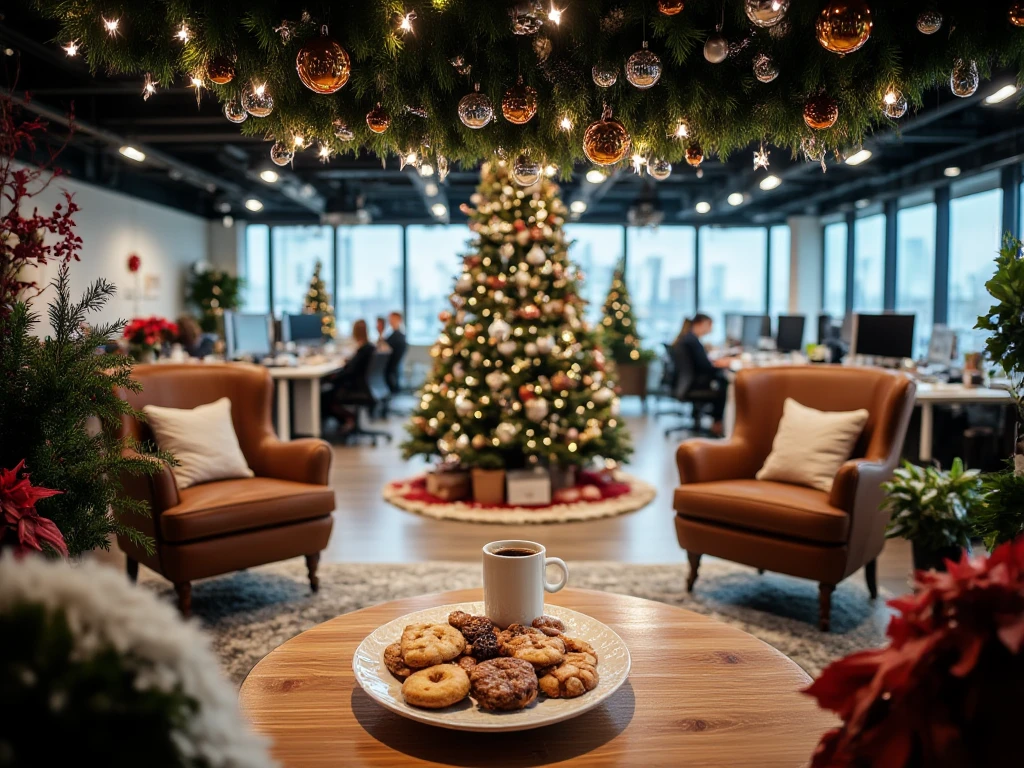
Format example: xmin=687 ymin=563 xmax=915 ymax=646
xmin=471 ymin=468 xmax=506 ymax=505
xmin=506 ymin=467 xmax=552 ymax=506
xmin=426 ymin=470 xmax=471 ymax=501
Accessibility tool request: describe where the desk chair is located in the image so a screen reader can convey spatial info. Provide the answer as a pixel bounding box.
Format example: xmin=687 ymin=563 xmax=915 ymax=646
xmin=332 ymin=350 xmax=394 ymax=446
xmin=664 ymin=342 xmax=720 ymax=439
xmin=654 ymin=343 xmax=683 ymax=419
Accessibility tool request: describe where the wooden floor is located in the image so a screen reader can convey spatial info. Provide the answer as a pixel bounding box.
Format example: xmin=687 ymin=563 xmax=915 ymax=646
xmin=324 ymin=397 xmax=915 ymax=597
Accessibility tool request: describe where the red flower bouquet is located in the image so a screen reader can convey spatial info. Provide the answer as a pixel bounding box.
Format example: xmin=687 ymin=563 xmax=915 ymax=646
xmin=805 ymin=539 xmax=1024 ymax=767
xmin=0 ymin=460 xmax=65 ymax=557
xmin=123 ymin=316 xmax=178 ymax=359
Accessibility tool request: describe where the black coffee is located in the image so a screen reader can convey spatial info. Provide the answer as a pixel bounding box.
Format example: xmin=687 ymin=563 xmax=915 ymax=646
xmin=493 ymin=547 xmax=538 ymax=557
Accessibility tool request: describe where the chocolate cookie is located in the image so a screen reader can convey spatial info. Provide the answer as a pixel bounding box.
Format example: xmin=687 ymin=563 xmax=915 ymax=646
xmin=401 ymin=622 xmax=467 ymax=668
xmin=448 ymin=611 xmax=496 ymax=643
xmin=469 ymin=657 xmax=539 ymax=711
xmin=402 ymin=664 xmax=471 ymax=709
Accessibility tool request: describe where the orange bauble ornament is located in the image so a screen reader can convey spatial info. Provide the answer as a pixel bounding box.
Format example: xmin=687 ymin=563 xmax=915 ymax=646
xmin=804 ymin=93 xmax=839 ymax=130
xmin=685 ymin=143 xmax=704 ymax=167
xmin=296 ymin=28 xmax=351 ymax=94
xmin=816 ymin=1 xmax=873 ymax=56
xmin=582 ymin=107 xmax=632 ymax=166
xmin=658 ymin=0 xmax=685 ymax=15
xmin=366 ymin=103 xmax=391 ymax=134
xmin=501 ymin=76 xmax=538 ymax=125
xmin=1011 ymin=2 xmax=1024 ymax=26
xmin=206 ymin=55 xmax=235 ymax=85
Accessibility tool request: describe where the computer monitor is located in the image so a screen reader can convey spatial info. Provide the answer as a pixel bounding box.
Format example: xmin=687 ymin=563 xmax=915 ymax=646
xmin=723 ymin=313 xmax=744 ymax=346
xmin=840 ymin=313 xmax=854 ymax=345
xmin=224 ymin=312 xmax=273 ymax=359
xmin=850 ymin=313 xmax=916 ymax=360
xmin=817 ymin=313 xmax=835 ymax=344
xmin=776 ymin=315 xmax=806 ymax=353
xmin=282 ymin=313 xmax=324 ymax=344
xmin=927 ymin=324 xmax=957 ymax=365
xmin=740 ymin=315 xmax=771 ymax=350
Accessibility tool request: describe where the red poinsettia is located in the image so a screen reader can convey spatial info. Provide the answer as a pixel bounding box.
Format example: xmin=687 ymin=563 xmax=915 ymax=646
xmin=805 ymin=538 xmax=1024 ymax=767
xmin=0 ymin=460 xmax=66 ymax=557
xmin=123 ymin=316 xmax=179 ymax=348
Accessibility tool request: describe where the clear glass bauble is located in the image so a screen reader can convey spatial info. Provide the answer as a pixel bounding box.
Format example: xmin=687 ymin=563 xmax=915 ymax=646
xmin=512 ymin=154 xmax=542 ymax=187
xmin=241 ymin=86 xmax=274 ymax=118
xmin=753 ymin=53 xmax=779 ymax=83
xmin=458 ymin=85 xmax=494 ymax=129
xmin=745 ymin=0 xmax=789 ymax=28
xmin=648 ymin=158 xmax=672 ymax=181
xmin=270 ymin=142 xmax=294 ymax=166
xmin=950 ymin=59 xmax=979 ymax=98
xmin=332 ymin=119 xmax=354 ymax=141
xmin=625 ymin=44 xmax=662 ymax=89
xmin=592 ymin=64 xmax=618 ymax=88
xmin=223 ymin=100 xmax=247 ymax=124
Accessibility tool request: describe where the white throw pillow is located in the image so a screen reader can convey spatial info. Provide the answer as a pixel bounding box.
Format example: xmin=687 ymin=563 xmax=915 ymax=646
xmin=756 ymin=398 xmax=869 ymax=493
xmin=143 ymin=397 xmax=254 ymax=489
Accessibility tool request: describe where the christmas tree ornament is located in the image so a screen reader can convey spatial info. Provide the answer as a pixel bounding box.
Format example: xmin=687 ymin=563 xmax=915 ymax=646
xmin=456 ymin=274 xmax=473 ymax=293
xmin=223 ymin=100 xmax=247 ymax=123
xmin=625 ymin=42 xmax=662 ymax=89
xmin=458 ymin=84 xmax=494 ymax=129
xmin=685 ymin=143 xmax=704 ymax=167
xmin=916 ymin=9 xmax=943 ymax=34
xmin=950 ymin=59 xmax=979 ymax=98
xmin=1011 ymin=3 xmax=1024 ymax=26
xmin=745 ymin=0 xmax=789 ymax=27
xmin=753 ymin=53 xmax=779 ymax=83
xmin=488 ymin=318 xmax=512 ymax=341
xmin=501 ymin=76 xmax=538 ymax=124
xmin=704 ymin=34 xmax=729 ymax=64
xmin=241 ymin=84 xmax=274 ymax=117
xmin=206 ymin=55 xmax=235 ymax=85
xmin=520 ymin=304 xmax=542 ymax=320
xmin=518 ymin=384 xmax=537 ymax=401
xmin=536 ymin=335 xmax=555 ymax=354
xmin=471 ymin=434 xmax=488 ymax=450
xmin=583 ymin=107 xmax=632 ymax=166
xmin=332 ymin=119 xmax=354 ymax=141
xmin=803 ymin=93 xmax=839 ymax=130
xmin=498 ymin=340 xmax=517 ymax=356
xmin=495 ymin=422 xmax=518 ymax=444
xmin=753 ymin=145 xmax=771 ymax=170
xmin=499 ymin=242 xmax=515 ymax=262
xmin=512 ymin=155 xmax=543 ymax=187
xmin=643 ymin=157 xmax=671 ymax=181
xmin=816 ymin=1 xmax=873 ymax=56
xmin=455 ymin=434 xmax=470 ymax=450
xmin=486 ymin=371 xmax=509 ymax=391
xmin=455 ymin=396 xmax=475 ymax=416
xmin=592 ymin=64 xmax=618 ymax=88
xmin=801 ymin=135 xmax=826 ymax=166
xmin=366 ymin=103 xmax=391 ymax=133
xmin=524 ymin=341 xmax=539 ymax=356
xmin=525 ymin=398 xmax=549 ymax=422
xmin=296 ymin=27 xmax=351 ymax=94
xmin=437 ymin=154 xmax=450 ymax=182
xmin=270 ymin=142 xmax=294 ymax=166
xmin=882 ymin=88 xmax=908 ymax=119
xmin=405 ymin=104 xmax=428 ymax=118
xmin=658 ymin=0 xmax=685 ymax=15
xmin=449 ymin=54 xmax=472 ymax=76
xmin=526 ymin=244 xmax=547 ymax=265
xmin=511 ymin=1 xmax=544 ymax=35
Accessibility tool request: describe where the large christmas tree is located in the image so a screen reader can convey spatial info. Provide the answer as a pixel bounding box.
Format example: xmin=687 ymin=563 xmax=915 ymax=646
xmin=303 ymin=260 xmax=336 ymax=339
xmin=600 ymin=259 xmax=654 ymax=365
xmin=402 ymin=161 xmax=631 ymax=471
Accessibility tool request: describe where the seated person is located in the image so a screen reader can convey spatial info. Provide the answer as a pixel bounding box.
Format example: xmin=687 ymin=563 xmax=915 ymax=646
xmin=383 ymin=311 xmax=407 ymax=393
xmin=325 ymin=319 xmax=375 ymax=434
xmin=673 ymin=313 xmax=733 ymax=437
xmin=176 ymin=315 xmax=216 ymax=358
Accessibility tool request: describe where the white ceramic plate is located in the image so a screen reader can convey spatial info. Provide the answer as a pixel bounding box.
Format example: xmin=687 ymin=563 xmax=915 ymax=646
xmin=352 ymin=601 xmax=631 ymax=732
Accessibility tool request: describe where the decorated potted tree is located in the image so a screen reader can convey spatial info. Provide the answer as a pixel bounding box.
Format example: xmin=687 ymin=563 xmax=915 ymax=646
xmin=185 ymin=262 xmax=243 ymax=334
xmin=303 ymin=259 xmax=337 ymax=339
xmin=599 ymin=259 xmax=656 ymax=411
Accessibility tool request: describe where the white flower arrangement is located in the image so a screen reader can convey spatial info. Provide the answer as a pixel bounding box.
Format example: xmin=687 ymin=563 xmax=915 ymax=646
xmin=0 ymin=555 xmax=275 ymax=767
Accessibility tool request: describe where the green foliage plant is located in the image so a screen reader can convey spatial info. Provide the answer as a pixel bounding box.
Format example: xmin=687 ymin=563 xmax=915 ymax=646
xmin=185 ymin=264 xmax=243 ymax=333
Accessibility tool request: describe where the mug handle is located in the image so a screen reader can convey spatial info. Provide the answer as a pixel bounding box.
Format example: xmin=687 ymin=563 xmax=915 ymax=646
xmin=543 ymin=557 xmax=569 ymax=593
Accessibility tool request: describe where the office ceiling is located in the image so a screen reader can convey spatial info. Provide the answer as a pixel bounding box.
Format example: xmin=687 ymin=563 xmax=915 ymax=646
xmin=5 ymin=6 xmax=1024 ymax=227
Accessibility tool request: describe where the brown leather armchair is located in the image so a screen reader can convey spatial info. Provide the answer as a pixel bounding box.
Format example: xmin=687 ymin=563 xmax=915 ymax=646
xmin=116 ymin=364 xmax=335 ymax=616
xmin=674 ymin=366 xmax=916 ymax=631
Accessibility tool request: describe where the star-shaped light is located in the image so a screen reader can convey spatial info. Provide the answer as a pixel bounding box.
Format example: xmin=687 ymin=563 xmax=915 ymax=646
xmin=189 ymin=72 xmax=204 ymax=106
xmin=399 ymin=11 xmax=416 ymax=33
xmin=142 ymin=73 xmax=158 ymax=100
xmin=753 ymin=145 xmax=771 ymax=171
xmin=103 ymin=18 xmax=120 ymax=36
xmin=631 ymin=153 xmax=647 ymax=175
xmin=318 ymin=144 xmax=332 ymax=163
xmin=548 ymin=4 xmax=563 ymax=24
xmin=63 ymin=41 xmax=79 ymax=57
xmin=176 ymin=23 xmax=190 ymax=42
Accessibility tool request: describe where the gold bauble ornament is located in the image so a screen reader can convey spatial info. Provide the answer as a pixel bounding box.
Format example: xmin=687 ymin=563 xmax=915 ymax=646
xmin=295 ymin=29 xmax=351 ymax=94
xmin=582 ymin=107 xmax=631 ymax=166
xmin=206 ymin=55 xmax=235 ymax=85
xmin=657 ymin=0 xmax=685 ymax=16
xmin=816 ymin=1 xmax=873 ymax=56
xmin=803 ymin=93 xmax=839 ymax=130
xmin=471 ymin=434 xmax=488 ymax=450
xmin=1011 ymin=2 xmax=1024 ymax=26
xmin=501 ymin=76 xmax=538 ymax=125
xmin=366 ymin=103 xmax=391 ymax=134
xmin=685 ymin=143 xmax=704 ymax=167
xmin=916 ymin=9 xmax=943 ymax=34
xmin=745 ymin=0 xmax=789 ymax=28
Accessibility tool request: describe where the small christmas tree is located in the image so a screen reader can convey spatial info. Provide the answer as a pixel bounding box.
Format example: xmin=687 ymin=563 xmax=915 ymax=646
xmin=304 ymin=260 xmax=336 ymax=339
xmin=600 ymin=259 xmax=654 ymax=365
xmin=402 ymin=161 xmax=632 ymax=471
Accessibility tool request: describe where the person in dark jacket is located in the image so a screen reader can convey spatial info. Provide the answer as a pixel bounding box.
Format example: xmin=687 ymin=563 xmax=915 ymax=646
xmin=327 ymin=319 xmax=374 ymax=434
xmin=672 ymin=313 xmax=732 ymax=436
xmin=383 ymin=311 xmax=407 ymax=393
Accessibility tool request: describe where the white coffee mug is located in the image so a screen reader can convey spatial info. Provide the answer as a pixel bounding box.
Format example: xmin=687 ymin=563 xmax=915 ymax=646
xmin=482 ymin=540 xmax=568 ymax=628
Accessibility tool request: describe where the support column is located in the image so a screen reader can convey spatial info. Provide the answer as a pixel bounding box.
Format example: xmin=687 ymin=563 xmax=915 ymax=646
xmin=786 ymin=216 xmax=824 ymax=317
xmin=934 ymin=187 xmax=950 ymax=325
xmin=844 ymin=211 xmax=856 ymax=315
xmin=884 ymin=199 xmax=898 ymax=310
xmin=1001 ymin=165 xmax=1021 ymax=241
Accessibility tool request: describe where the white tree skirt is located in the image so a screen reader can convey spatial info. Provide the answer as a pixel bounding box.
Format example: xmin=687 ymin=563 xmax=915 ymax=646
xmin=382 ymin=473 xmax=657 ymax=524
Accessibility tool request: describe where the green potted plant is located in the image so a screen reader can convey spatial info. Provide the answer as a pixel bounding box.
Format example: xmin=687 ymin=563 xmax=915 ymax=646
xmin=883 ymin=458 xmax=986 ymax=571
xmin=599 ymin=260 xmax=656 ymax=410
xmin=185 ymin=262 xmax=243 ymax=334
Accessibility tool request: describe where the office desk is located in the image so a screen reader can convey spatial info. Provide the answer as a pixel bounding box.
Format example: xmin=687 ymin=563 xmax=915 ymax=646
xmin=913 ymin=382 xmax=1014 ymax=463
xmin=268 ymin=362 xmax=342 ymax=440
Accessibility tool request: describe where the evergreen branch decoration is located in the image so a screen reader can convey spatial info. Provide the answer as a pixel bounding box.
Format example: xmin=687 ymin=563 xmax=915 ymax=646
xmin=29 ymin=2 xmax=1024 ymax=169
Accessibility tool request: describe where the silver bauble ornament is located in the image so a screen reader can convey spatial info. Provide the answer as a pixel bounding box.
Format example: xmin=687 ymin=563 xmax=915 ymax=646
xmin=241 ymin=85 xmax=274 ymax=118
xmin=332 ymin=119 xmax=354 ymax=141
xmin=951 ymin=59 xmax=979 ymax=98
xmin=704 ymin=35 xmax=730 ymax=64
xmin=625 ymin=42 xmax=662 ymax=89
xmin=745 ymin=0 xmax=789 ymax=28
xmin=648 ymin=158 xmax=672 ymax=181
xmin=592 ymin=64 xmax=618 ymax=88
xmin=753 ymin=53 xmax=779 ymax=83
xmin=512 ymin=154 xmax=542 ymax=187
xmin=511 ymin=1 xmax=544 ymax=35
xmin=526 ymin=244 xmax=547 ymax=266
xmin=458 ymin=84 xmax=494 ymax=129
xmin=223 ymin=100 xmax=248 ymax=124
xmin=525 ymin=397 xmax=549 ymax=422
xmin=488 ymin=318 xmax=512 ymax=341
xmin=495 ymin=422 xmax=518 ymax=444
xmin=882 ymin=90 xmax=908 ymax=119
xmin=916 ymin=9 xmax=943 ymax=35
xmin=269 ymin=142 xmax=294 ymax=166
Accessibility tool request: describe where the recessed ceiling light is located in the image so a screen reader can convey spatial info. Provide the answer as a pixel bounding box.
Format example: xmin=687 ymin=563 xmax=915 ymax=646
xmin=759 ymin=175 xmax=782 ymax=191
xmin=985 ymin=85 xmax=1018 ymax=105
xmin=221 ymin=215 xmax=234 ymax=228
xmin=585 ymin=169 xmax=606 ymax=184
xmin=244 ymin=198 xmax=263 ymax=212
xmin=431 ymin=203 xmax=447 ymax=217
xmin=944 ymin=166 xmax=962 ymax=178
xmin=569 ymin=200 xmax=587 ymax=214
xmin=118 ymin=145 xmax=145 ymax=162
xmin=727 ymin=192 xmax=744 ymax=206
xmin=215 ymin=201 xmax=231 ymax=214
xmin=424 ymin=182 xmax=439 ymax=197
xmin=419 ymin=163 xmax=434 ymax=177
xmin=695 ymin=201 xmax=711 ymax=214
xmin=845 ymin=149 xmax=873 ymax=166
xmin=855 ymin=198 xmax=871 ymax=209
xmin=259 ymin=169 xmax=279 ymax=183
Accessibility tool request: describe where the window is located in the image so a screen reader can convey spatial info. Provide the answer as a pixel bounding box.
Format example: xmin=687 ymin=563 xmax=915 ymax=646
xmin=406 ymin=225 xmax=471 ymax=345
xmin=852 ymin=215 xmax=885 ymax=312
xmin=949 ymin=188 xmax=1003 ymax=351
xmin=896 ymin=204 xmax=937 ymax=358
xmin=242 ymin=224 xmax=270 ymax=313
xmin=697 ymin=228 xmax=768 ymax=344
xmin=823 ymin=222 xmax=847 ymax=318
xmin=270 ymin=226 xmax=334 ymax=316
xmin=336 ymin=226 xmax=403 ymax=339
xmin=564 ymin=225 xmax=624 ymax=327
xmin=625 ymin=226 xmax=695 ymax=348
xmin=769 ymin=225 xmax=791 ymax=319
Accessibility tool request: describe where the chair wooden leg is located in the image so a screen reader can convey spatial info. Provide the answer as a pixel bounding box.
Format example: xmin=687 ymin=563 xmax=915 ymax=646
xmin=305 ymin=553 xmax=321 ymax=593
xmin=126 ymin=557 xmax=139 ymax=584
xmin=686 ymin=551 xmax=702 ymax=593
xmin=819 ymin=583 xmax=835 ymax=632
xmin=865 ymin=559 xmax=878 ymax=599
xmin=757 ymin=568 xmax=765 ymax=575
xmin=175 ymin=582 xmax=192 ymax=618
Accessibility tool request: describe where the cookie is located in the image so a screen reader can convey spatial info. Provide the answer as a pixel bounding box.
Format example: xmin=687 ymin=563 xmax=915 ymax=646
xmin=499 ymin=628 xmax=565 ymax=669
xmin=401 ymin=664 xmax=471 ymax=709
xmin=401 ymin=623 xmax=467 ymax=668
xmin=469 ymin=657 xmax=539 ymax=711
xmin=448 ymin=611 xmax=496 ymax=643
xmin=456 ymin=655 xmax=478 ymax=672
xmin=531 ymin=615 xmax=565 ymax=637
xmin=384 ymin=642 xmax=413 ymax=680
xmin=468 ymin=631 xmax=500 ymax=660
xmin=562 ymin=636 xmax=598 ymax=664
xmin=538 ymin=654 xmax=599 ymax=699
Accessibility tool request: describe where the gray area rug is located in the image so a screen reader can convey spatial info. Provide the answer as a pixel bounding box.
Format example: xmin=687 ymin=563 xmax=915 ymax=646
xmin=140 ymin=559 xmax=894 ymax=684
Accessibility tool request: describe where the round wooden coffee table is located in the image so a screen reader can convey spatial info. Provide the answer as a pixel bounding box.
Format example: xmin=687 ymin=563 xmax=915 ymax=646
xmin=239 ymin=588 xmax=836 ymax=767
